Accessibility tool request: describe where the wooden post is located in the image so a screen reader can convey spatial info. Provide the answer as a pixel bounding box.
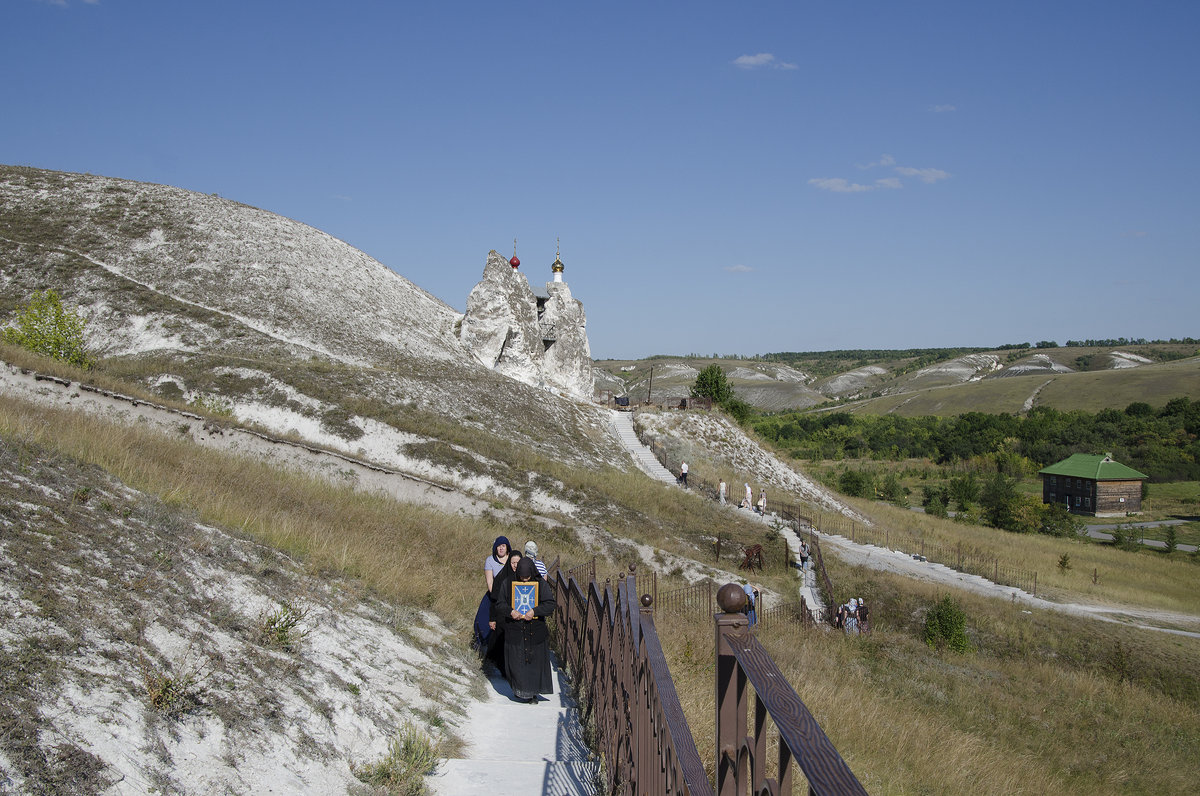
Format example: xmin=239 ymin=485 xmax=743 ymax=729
xmin=994 ymin=558 xmax=999 ymax=583
xmin=715 ymin=593 xmax=749 ymax=796
xmin=1033 ymin=571 xmax=1037 ymax=596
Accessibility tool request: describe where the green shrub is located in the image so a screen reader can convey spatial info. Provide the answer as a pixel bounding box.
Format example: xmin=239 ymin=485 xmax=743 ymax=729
xmin=923 ymin=595 xmax=970 ymax=653
xmin=354 ymin=722 xmax=440 ymax=795
xmin=2 ymin=289 xmax=93 ymax=368
xmin=926 ymin=494 xmax=949 ymax=518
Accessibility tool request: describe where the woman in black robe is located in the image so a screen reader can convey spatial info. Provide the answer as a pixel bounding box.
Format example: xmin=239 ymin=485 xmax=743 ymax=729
xmin=497 ymin=557 xmax=556 ymax=703
xmin=485 ymin=550 xmax=522 ymax=674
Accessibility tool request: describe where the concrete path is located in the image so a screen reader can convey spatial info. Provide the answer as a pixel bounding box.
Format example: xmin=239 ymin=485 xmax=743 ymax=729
xmin=1081 ymin=520 xmax=1197 ymax=552
xmin=778 ymin=524 xmax=827 ymax=621
xmin=429 ymin=655 xmax=598 ymax=796
xmin=609 ymin=409 xmax=677 ymax=484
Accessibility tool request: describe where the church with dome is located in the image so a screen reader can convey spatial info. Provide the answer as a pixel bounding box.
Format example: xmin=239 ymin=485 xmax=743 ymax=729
xmin=458 ymin=242 xmax=594 ymax=400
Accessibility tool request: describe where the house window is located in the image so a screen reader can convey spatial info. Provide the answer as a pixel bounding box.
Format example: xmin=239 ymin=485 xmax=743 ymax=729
xmin=1049 ymin=492 xmax=1056 ymax=501
xmin=1085 ymin=497 xmax=1091 ymax=508
xmin=1075 ymin=496 xmax=1081 ymax=507
xmin=1050 ymin=476 xmax=1057 ymax=487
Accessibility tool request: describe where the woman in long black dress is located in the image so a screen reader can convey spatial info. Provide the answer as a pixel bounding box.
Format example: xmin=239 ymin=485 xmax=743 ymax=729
xmin=485 ymin=550 xmax=522 ymax=673
xmin=497 ymin=557 xmax=556 ymax=703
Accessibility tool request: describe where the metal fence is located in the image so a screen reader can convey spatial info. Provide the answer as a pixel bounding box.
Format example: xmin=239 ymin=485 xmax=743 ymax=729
xmin=550 ymin=564 xmax=712 ymax=795
xmin=548 ymin=563 xmax=865 ymax=795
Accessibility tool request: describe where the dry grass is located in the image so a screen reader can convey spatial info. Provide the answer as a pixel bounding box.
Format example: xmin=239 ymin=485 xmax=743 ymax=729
xmin=0 ymin=393 xmax=581 ymax=634
xmin=654 ymin=565 xmax=1200 ymax=795
xmin=826 ymin=498 xmax=1200 ymax=616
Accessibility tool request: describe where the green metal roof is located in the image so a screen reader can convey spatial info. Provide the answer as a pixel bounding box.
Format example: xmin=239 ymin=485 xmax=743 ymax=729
xmin=1038 ymin=453 xmax=1148 ymax=481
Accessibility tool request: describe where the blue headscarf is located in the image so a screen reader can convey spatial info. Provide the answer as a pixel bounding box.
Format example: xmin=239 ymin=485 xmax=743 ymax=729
xmin=492 ymin=535 xmax=511 ymax=564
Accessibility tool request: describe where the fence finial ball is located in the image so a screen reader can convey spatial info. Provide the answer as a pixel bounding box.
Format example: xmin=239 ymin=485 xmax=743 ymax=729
xmin=628 ymin=563 xmax=636 ymax=573
xmin=641 ymin=593 xmax=653 ymax=608
xmin=717 ymin=583 xmax=748 ymax=613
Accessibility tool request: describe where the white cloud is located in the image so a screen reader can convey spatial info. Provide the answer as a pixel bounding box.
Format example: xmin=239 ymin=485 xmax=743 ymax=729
xmin=857 ymin=154 xmax=896 ymax=170
xmin=812 ymin=157 xmax=950 ymax=193
xmin=725 ymin=264 xmax=754 ymax=273
xmin=732 ymin=53 xmax=797 ymax=70
xmin=895 ymin=166 xmax=950 ymax=183
xmin=931 ymin=104 xmax=957 ymax=113
xmin=808 ymin=178 xmax=875 ymax=193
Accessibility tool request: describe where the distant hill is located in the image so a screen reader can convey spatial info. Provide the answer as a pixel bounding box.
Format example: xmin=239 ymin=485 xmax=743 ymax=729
xmin=596 ymin=344 xmax=1200 ymax=415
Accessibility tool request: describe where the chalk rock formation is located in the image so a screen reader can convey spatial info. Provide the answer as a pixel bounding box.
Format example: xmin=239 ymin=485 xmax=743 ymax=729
xmin=540 ymin=280 xmax=593 ymax=398
xmin=459 ymin=250 xmax=594 ymax=399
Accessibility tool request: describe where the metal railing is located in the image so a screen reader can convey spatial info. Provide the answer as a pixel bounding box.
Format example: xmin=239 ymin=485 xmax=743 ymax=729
xmin=550 ymin=564 xmax=713 ymax=795
xmin=547 ymin=563 xmax=865 ymax=795
xmin=715 ymin=585 xmax=868 ymax=796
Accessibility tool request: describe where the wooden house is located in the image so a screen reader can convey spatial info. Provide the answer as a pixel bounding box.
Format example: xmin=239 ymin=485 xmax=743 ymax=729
xmin=1038 ymin=453 xmax=1148 ymax=517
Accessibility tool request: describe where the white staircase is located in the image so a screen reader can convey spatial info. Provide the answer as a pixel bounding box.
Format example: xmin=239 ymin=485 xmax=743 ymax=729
xmin=609 ymin=410 xmax=676 ymax=484
xmin=429 ymin=658 xmax=597 ymax=795
xmin=780 ymin=525 xmax=826 ymax=622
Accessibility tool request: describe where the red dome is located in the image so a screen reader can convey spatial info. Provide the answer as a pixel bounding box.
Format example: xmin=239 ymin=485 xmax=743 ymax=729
xmin=509 ymin=256 xmax=520 ymax=268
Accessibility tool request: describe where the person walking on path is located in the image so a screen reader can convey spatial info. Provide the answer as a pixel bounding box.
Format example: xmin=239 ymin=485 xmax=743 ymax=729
xmin=485 ymin=550 xmax=523 ymax=674
xmin=475 ymin=536 xmax=511 ymax=649
xmin=680 ymin=461 xmax=688 ymax=487
xmin=756 ymin=488 xmax=767 ymax=516
xmin=498 ymin=557 xmax=557 ymax=703
xmin=743 ymin=483 xmax=753 ymax=509
xmin=718 ymin=479 xmax=727 ymax=506
xmin=524 ymin=540 xmax=548 ymax=578
xmin=743 ymin=582 xmax=758 ymax=627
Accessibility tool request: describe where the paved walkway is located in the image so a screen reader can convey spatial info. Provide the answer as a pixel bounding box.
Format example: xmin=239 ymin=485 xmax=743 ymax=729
xmin=609 ymin=409 xmax=676 ymax=484
xmin=429 ymin=656 xmax=597 ymax=796
xmin=605 ymin=410 xmax=824 ymax=620
xmin=1082 ymin=520 xmax=1197 ymax=552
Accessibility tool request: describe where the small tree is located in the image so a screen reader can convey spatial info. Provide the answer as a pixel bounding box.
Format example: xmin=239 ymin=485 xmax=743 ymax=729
xmin=1165 ymin=525 xmax=1178 ymax=554
xmin=838 ymin=469 xmax=873 ymax=498
xmin=980 ymin=472 xmax=1020 ymax=531
xmin=948 ymin=472 xmax=980 ymax=510
xmin=1039 ymin=503 xmax=1083 ymax=537
xmin=926 ymin=494 xmax=949 ymax=519
xmin=690 ymin=364 xmax=733 ymax=404
xmin=924 ymin=595 xmax=970 ymax=653
xmin=3 ymin=289 xmax=92 ymax=369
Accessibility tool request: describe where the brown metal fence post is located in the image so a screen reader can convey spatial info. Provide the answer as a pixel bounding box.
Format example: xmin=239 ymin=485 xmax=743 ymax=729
xmin=715 ymin=586 xmax=749 ymax=796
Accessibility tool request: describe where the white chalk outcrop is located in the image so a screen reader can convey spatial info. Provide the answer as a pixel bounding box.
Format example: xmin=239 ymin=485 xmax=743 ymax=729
xmin=459 ymin=250 xmax=594 ymax=400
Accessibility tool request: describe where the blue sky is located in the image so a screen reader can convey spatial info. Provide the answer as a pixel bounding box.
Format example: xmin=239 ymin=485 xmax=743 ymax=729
xmin=4 ymin=1 xmax=1197 ymax=359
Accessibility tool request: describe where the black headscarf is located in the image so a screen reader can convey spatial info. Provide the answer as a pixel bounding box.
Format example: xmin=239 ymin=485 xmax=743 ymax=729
xmin=516 ymin=556 xmax=538 ymax=582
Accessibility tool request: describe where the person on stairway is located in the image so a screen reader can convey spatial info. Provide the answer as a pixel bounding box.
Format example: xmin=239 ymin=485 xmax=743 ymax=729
xmin=497 ymin=557 xmax=557 ymax=703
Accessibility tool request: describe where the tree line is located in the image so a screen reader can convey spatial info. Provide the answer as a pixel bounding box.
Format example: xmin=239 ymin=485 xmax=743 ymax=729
xmin=752 ymin=400 xmax=1200 ymax=483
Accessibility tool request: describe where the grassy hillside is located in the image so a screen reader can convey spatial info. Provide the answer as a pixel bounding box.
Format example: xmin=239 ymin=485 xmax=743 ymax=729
xmin=832 ymin=355 xmax=1200 ymax=417
xmin=597 ymin=345 xmax=1200 ymax=416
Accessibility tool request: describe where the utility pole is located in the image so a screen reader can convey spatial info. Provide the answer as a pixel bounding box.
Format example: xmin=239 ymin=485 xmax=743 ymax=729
xmin=647 ymin=365 xmax=653 ymax=405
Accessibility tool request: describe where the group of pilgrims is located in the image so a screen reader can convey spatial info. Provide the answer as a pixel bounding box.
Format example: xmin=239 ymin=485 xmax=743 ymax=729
xmin=473 ymin=536 xmax=556 ymax=703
